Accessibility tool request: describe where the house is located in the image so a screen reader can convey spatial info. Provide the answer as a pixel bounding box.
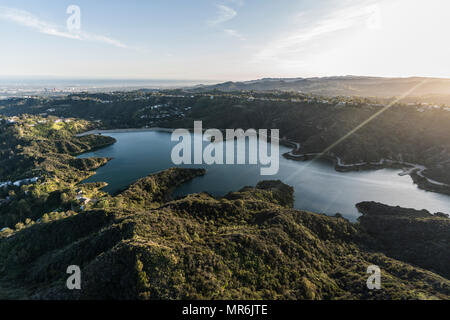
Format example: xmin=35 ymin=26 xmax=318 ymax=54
xmin=7 ymin=116 xmax=19 ymax=124
xmin=11 ymin=177 xmax=39 ymax=187
xmin=76 ymin=194 xmax=91 ymax=205
xmin=0 ymin=181 xmax=11 ymax=189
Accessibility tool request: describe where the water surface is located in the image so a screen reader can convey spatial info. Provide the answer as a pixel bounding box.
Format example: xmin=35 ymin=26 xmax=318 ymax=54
xmin=79 ymin=131 xmax=450 ymax=221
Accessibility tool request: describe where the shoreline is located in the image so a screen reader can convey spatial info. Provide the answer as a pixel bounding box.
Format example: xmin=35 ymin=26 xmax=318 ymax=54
xmin=76 ymin=127 xmax=176 ymax=137
xmin=283 ymin=145 xmax=450 ymax=195
xmin=77 ymin=126 xmax=450 ymax=196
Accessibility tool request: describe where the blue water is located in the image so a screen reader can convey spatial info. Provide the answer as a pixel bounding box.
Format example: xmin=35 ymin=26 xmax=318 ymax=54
xmin=79 ymin=131 xmax=450 ymax=221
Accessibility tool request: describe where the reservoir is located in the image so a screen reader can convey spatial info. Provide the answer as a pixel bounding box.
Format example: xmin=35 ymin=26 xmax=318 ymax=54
xmin=78 ymin=131 xmax=450 ymax=221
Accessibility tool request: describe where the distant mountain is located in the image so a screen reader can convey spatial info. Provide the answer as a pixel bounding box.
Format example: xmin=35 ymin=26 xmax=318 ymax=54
xmin=193 ymin=76 xmax=450 ymax=98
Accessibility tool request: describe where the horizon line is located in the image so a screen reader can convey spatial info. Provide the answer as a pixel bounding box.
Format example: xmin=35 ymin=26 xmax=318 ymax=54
xmin=1 ymin=74 xmax=450 ymax=83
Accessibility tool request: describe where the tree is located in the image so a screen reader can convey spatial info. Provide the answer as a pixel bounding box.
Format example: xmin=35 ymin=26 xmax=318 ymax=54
xmin=15 ymin=222 xmax=25 ymax=231
xmin=42 ymin=213 xmax=50 ymax=223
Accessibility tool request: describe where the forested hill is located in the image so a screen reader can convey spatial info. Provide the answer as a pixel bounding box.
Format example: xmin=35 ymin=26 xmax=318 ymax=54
xmin=1 ymin=167 xmax=449 ymax=299
xmin=193 ymin=76 xmax=450 ymax=100
xmin=0 ymin=117 xmax=448 ymax=300
xmin=0 ymin=116 xmax=115 ymax=229
xmin=2 ymin=92 xmax=450 ymax=195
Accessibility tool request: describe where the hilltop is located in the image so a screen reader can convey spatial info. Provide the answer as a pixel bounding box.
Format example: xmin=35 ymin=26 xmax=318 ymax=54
xmin=192 ymin=76 xmax=450 ymax=102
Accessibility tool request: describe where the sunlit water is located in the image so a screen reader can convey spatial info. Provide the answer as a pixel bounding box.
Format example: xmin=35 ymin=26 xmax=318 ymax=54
xmin=78 ymin=131 xmax=450 ymax=221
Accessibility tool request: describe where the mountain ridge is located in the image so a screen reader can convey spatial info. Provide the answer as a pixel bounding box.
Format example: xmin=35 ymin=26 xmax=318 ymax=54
xmin=192 ymin=75 xmax=450 ymax=99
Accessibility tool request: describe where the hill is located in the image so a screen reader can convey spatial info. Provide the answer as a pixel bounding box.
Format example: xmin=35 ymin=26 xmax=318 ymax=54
xmin=193 ymin=76 xmax=450 ymax=101
xmin=1 ymin=168 xmax=449 ymax=300
xmin=0 ymin=112 xmax=448 ymax=300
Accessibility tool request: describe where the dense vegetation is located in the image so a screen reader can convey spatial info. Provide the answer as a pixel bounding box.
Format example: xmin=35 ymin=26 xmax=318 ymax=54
xmin=0 ymin=116 xmax=115 ymax=228
xmin=0 ymin=97 xmax=449 ymax=300
xmin=0 ymin=167 xmax=448 ymax=300
xmin=1 ymin=90 xmax=449 ymax=195
xmin=195 ymin=76 xmax=450 ymax=104
xmin=357 ymin=202 xmax=450 ymax=279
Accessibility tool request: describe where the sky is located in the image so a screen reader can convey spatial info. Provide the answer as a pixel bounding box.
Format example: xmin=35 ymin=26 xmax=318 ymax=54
xmin=0 ymin=0 xmax=449 ymax=81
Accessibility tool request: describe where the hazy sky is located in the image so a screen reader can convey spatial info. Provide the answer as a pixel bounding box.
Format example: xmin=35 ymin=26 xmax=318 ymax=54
xmin=0 ymin=0 xmax=449 ymax=80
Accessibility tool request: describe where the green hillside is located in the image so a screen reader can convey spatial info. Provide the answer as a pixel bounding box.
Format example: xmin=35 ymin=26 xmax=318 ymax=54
xmin=0 ymin=116 xmax=448 ymax=300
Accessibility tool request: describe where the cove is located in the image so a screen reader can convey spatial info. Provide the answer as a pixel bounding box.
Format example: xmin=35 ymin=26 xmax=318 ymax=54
xmin=78 ymin=131 xmax=450 ymax=221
